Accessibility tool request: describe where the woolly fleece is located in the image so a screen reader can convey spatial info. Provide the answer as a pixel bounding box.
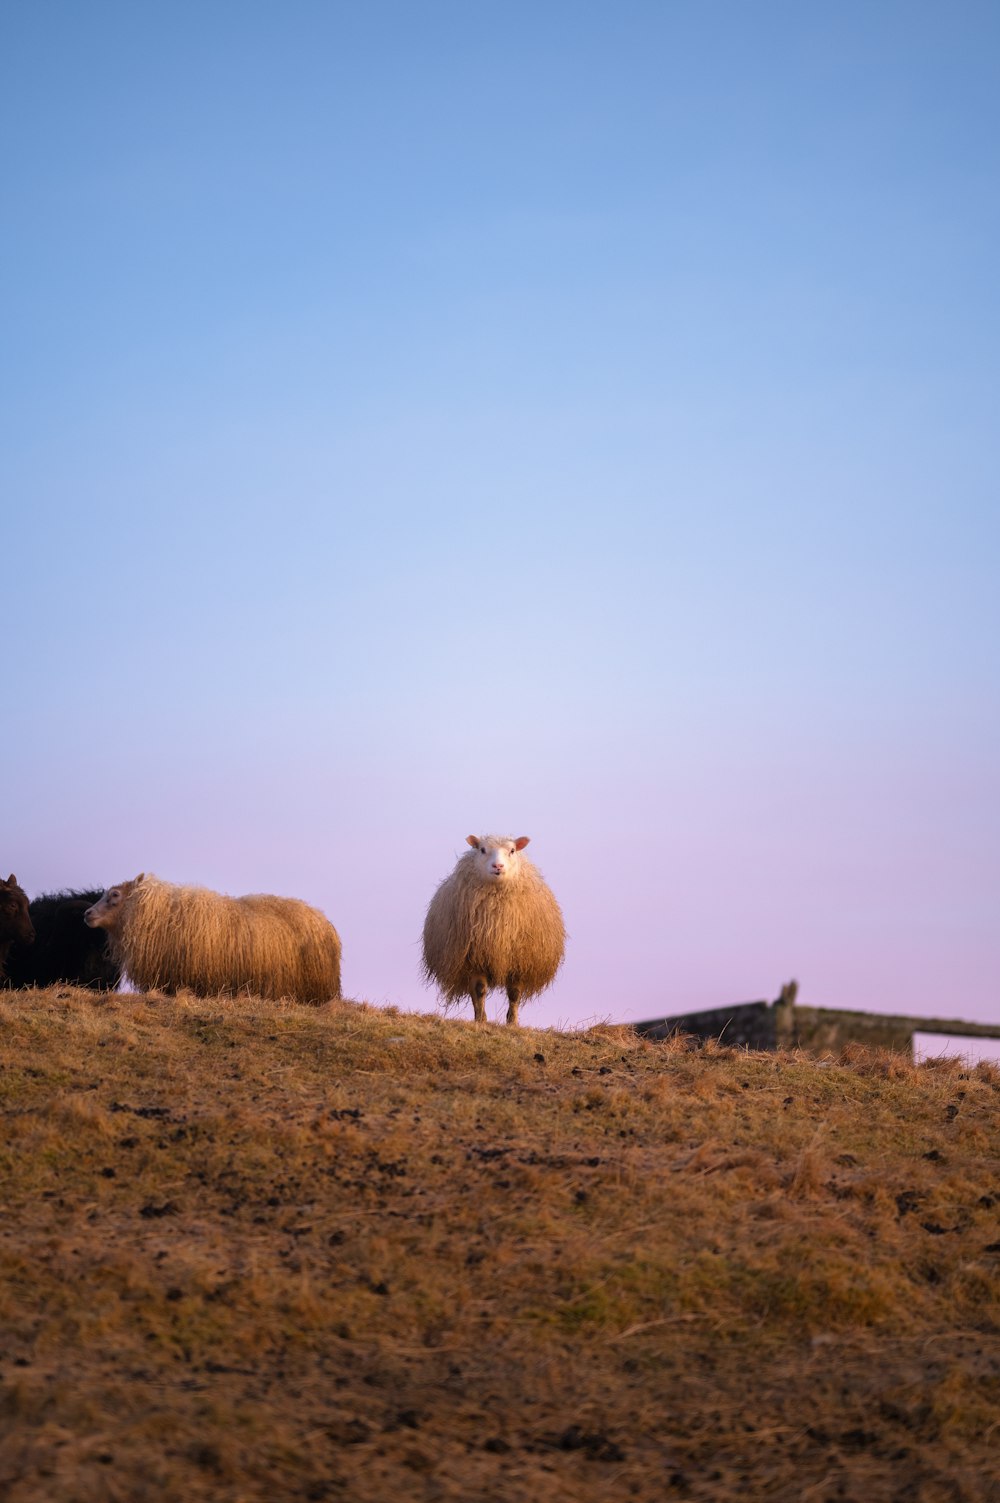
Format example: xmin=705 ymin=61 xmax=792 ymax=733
xmin=105 ymin=876 xmax=341 ymax=1004
xmin=422 ymin=841 xmax=565 ymax=1009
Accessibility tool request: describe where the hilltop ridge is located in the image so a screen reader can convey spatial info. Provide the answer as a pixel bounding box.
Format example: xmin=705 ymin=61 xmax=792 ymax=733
xmin=1 ymin=987 xmax=998 ymax=1501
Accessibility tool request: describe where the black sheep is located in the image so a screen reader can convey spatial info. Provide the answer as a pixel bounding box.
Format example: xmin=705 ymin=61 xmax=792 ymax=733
xmin=0 ymin=874 xmax=35 ymax=980
xmin=4 ymin=889 xmax=118 ymax=990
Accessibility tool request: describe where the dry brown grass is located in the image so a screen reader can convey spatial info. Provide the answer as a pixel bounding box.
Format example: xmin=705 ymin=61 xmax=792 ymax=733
xmin=1 ymin=988 xmax=998 ymax=1502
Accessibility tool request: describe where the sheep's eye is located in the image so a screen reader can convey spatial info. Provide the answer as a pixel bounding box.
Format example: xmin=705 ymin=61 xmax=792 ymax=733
xmin=480 ymin=846 xmax=486 ymax=854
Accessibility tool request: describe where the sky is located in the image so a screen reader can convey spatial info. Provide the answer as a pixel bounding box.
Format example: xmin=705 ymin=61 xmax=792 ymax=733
xmin=3 ymin=2 xmax=998 ymax=1032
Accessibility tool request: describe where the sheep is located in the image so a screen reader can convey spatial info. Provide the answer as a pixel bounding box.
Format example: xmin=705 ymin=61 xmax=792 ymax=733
xmin=0 ymin=874 xmax=35 ymax=981
xmin=84 ymin=874 xmax=342 ymax=1004
xmin=421 ymin=835 xmax=565 ymax=1025
xmin=4 ymin=889 xmax=117 ymax=990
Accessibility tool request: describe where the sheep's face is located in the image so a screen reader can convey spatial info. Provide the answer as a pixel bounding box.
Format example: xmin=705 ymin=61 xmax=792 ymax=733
xmin=0 ymin=875 xmax=34 ymax=946
xmin=85 ymin=874 xmax=144 ymax=929
xmin=465 ymin=835 xmax=530 ymax=883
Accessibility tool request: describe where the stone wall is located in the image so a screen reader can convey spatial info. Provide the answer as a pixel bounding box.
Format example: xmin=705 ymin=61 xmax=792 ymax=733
xmin=637 ymin=995 xmax=1000 ymax=1057
xmin=636 ymin=1001 xmax=774 ymax=1050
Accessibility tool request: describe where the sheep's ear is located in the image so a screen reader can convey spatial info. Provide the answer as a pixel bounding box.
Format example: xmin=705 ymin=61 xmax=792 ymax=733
xmin=466 ymin=835 xmax=480 ymax=849
xmin=514 ymin=837 xmax=530 ymax=851
xmin=135 ymin=872 xmax=145 ymax=884
xmin=6 ymin=874 xmax=16 ymax=886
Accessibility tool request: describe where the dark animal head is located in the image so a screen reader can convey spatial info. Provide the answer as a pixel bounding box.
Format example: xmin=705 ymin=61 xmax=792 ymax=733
xmin=0 ymin=875 xmax=35 ymax=946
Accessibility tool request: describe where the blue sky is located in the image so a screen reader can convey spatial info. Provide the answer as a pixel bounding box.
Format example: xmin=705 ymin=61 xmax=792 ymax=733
xmin=3 ymin=2 xmax=998 ymax=1031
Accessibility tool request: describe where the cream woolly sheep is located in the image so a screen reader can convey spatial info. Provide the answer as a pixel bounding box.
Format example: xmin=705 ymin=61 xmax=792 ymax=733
xmin=84 ymin=874 xmax=342 ymax=1004
xmin=421 ymin=835 xmax=565 ymax=1025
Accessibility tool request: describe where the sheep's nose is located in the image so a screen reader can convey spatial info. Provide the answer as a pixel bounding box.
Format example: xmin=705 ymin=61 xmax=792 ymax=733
xmin=492 ymin=863 xmax=505 ymax=874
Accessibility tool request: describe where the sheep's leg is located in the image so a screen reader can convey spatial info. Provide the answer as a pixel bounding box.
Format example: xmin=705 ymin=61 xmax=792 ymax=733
xmin=471 ymin=976 xmax=488 ymax=1023
xmin=505 ymin=983 xmax=521 ymax=1027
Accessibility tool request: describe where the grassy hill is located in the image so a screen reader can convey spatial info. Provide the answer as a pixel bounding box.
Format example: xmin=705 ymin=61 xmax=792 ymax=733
xmin=1 ymin=987 xmax=998 ymax=1502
